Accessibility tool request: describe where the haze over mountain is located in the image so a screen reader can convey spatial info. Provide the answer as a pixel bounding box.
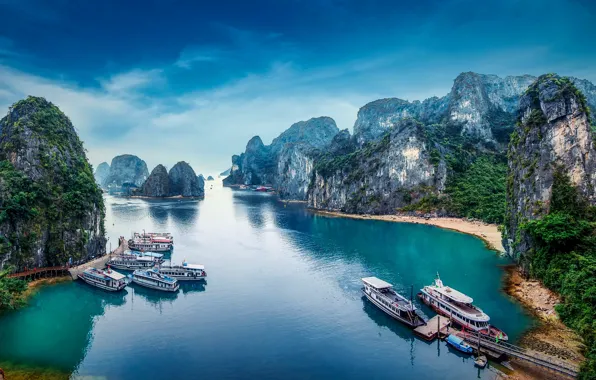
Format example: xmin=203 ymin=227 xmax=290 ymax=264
xmin=0 ymin=0 xmax=595 ymax=173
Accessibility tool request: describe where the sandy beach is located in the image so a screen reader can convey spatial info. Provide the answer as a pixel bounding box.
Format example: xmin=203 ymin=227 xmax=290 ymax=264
xmin=311 ymin=210 xmax=505 ymax=252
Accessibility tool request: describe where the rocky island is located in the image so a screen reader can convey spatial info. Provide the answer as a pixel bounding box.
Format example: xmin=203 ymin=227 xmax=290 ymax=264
xmin=0 ymin=96 xmax=105 ymax=271
xmin=102 ymin=154 xmax=149 ymax=191
xmin=137 ymin=161 xmax=204 ymax=198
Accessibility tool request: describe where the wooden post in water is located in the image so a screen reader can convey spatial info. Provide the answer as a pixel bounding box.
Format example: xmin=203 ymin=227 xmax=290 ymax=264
xmin=449 ymin=311 xmax=452 ymax=332
xmin=437 ymin=315 xmax=440 ymax=339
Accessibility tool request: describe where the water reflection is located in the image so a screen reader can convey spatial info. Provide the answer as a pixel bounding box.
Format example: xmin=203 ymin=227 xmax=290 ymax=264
xmin=179 ymin=281 xmax=207 ymax=294
xmin=130 ymin=284 xmax=179 ymax=308
xmin=168 ymin=200 xmax=200 ymax=230
xmin=0 ymin=281 xmax=127 ymax=372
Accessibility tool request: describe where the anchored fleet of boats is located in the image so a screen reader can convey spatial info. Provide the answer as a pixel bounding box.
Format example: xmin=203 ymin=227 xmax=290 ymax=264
xmin=81 ymin=228 xmax=504 ymax=367
xmin=80 ymin=231 xmax=206 ymax=294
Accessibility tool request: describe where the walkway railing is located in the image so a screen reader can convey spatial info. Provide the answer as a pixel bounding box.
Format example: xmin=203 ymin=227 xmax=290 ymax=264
xmin=461 ymin=331 xmax=579 ymax=378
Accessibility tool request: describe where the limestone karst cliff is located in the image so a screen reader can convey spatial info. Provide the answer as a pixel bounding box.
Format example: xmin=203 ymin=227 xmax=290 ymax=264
xmin=168 ymin=161 xmax=204 ymax=197
xmin=505 ymin=74 xmax=596 ymax=265
xmin=94 ymin=162 xmax=110 ymax=187
xmin=103 ymin=154 xmax=149 ymax=187
xmin=224 ymin=117 xmax=339 ymax=199
xmin=141 ymin=164 xmax=170 ymax=197
xmin=139 ymin=162 xmax=205 ymax=197
xmin=309 ymin=119 xmax=447 ymax=213
xmin=0 ymin=96 xmax=105 ymax=270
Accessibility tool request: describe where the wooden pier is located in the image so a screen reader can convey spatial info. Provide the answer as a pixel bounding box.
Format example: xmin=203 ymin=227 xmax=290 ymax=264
xmin=459 ymin=331 xmax=579 ymax=378
xmin=413 ymin=315 xmax=451 ymax=341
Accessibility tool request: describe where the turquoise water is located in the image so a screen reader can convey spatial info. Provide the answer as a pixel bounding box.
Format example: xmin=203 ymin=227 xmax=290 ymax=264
xmin=0 ymin=185 xmax=534 ymax=379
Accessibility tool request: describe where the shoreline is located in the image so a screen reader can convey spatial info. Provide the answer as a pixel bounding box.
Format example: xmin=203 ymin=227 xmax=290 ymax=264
xmin=128 ymin=195 xmax=204 ymax=200
xmin=310 ymin=210 xmax=505 ymax=252
xmin=503 ymin=266 xmax=585 ymax=369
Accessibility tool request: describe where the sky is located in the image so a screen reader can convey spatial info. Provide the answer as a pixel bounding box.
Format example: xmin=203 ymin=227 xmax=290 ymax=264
xmin=0 ymin=0 xmax=595 ymax=175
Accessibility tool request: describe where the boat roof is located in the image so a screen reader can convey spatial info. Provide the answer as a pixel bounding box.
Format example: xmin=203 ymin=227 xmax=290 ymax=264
xmin=447 ymin=334 xmax=465 ymax=345
xmin=136 ymin=256 xmax=156 ymax=262
xmin=436 ymin=285 xmax=473 ymax=304
xmin=105 ymin=270 xmax=125 ymax=280
xmin=182 ymin=263 xmax=204 ymax=269
xmin=362 ymin=277 xmax=393 ymax=289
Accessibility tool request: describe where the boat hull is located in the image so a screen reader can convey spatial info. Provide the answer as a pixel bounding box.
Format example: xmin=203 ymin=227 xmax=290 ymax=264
xmin=132 ymin=277 xmax=179 ymax=292
xmin=108 ymin=263 xmax=155 ymax=271
xmin=128 ymin=245 xmax=172 ymax=252
xmin=168 ymin=275 xmax=206 ymax=281
xmin=418 ymin=291 xmax=508 ymax=341
xmin=363 ymin=289 xmax=425 ymax=328
xmin=80 ymin=275 xmax=126 ymax=292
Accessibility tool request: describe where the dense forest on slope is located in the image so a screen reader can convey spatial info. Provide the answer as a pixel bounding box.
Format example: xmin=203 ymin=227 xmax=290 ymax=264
xmin=0 ymin=97 xmax=105 ymax=270
xmin=522 ymin=171 xmax=596 ymax=378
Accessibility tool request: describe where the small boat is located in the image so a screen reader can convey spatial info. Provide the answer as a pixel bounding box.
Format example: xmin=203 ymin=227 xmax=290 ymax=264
xmin=132 ymin=269 xmax=179 ymax=292
xmin=79 ymin=267 xmax=127 ymax=291
xmin=108 ymin=254 xmax=158 ymax=270
xmin=362 ymin=277 xmax=426 ymax=328
xmin=474 ymin=355 xmax=488 ymax=368
xmin=418 ymin=273 xmax=508 ymax=341
xmin=446 ymin=334 xmax=473 ymax=354
xmin=157 ymin=261 xmax=206 ymax=281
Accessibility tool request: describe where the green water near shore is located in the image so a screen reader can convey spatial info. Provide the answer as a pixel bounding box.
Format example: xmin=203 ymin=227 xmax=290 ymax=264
xmin=0 ymin=187 xmax=535 ymax=379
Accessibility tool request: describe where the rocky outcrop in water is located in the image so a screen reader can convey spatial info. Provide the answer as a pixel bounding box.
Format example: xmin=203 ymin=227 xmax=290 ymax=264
xmin=94 ymin=162 xmax=110 ymax=187
xmin=103 ymin=154 xmax=149 ymax=187
xmin=505 ymin=74 xmax=596 ymax=266
xmin=207 ymin=176 xmax=214 ymax=181
xmin=168 ymin=161 xmax=204 ymax=197
xmin=140 ymin=164 xmax=170 ymax=197
xmin=224 ymin=117 xmax=339 ymax=199
xmin=0 ymin=96 xmax=105 ymax=270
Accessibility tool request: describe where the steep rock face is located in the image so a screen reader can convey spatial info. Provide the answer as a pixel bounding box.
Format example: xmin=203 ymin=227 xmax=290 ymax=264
xmin=0 ymin=97 xmax=105 ymax=269
xmin=168 ymin=161 xmax=204 ymax=197
xmin=308 ymin=119 xmax=447 ymax=213
xmin=197 ymin=174 xmax=205 ymax=190
xmin=94 ymin=162 xmax=110 ymax=187
xmin=224 ymin=117 xmax=339 ymax=198
xmin=222 ymin=154 xmax=244 ymax=186
xmin=353 ymin=72 xmax=537 ymax=146
xmin=506 ymin=74 xmax=596 ymax=266
xmin=141 ymin=164 xmax=170 ymax=197
xmin=353 ymin=97 xmax=448 ymax=145
xmin=104 ymin=154 xmax=149 ymax=187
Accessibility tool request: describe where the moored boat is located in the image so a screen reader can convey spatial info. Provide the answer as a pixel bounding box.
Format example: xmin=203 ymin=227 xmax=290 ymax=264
xmin=128 ymin=237 xmax=172 ymax=252
xmin=108 ymin=254 xmax=158 ymax=270
xmin=132 ymin=269 xmax=179 ymax=292
xmin=418 ymin=273 xmax=508 ymax=341
xmin=80 ymin=267 xmax=127 ymax=291
xmin=157 ymin=261 xmax=206 ymax=281
xmin=362 ymin=277 xmax=426 ymax=328
xmin=446 ymin=334 xmax=473 ymax=354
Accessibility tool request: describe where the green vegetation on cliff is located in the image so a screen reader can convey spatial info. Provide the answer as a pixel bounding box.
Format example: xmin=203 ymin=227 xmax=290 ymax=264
xmin=0 ymin=96 xmax=105 ymax=269
xmin=522 ymin=170 xmax=596 ymax=378
xmin=0 ymin=267 xmax=27 ymax=310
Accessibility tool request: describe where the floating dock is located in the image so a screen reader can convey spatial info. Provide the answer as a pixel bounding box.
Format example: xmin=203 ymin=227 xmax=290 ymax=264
xmin=413 ymin=315 xmax=451 ymax=341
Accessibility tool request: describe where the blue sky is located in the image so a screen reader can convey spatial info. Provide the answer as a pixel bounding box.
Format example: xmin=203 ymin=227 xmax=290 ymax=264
xmin=0 ymin=0 xmax=595 ymax=174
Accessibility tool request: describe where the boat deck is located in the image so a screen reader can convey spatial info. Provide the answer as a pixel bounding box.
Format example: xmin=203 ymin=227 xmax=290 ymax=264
xmin=381 ymin=290 xmax=412 ymax=309
xmin=414 ymin=315 xmax=451 ymax=341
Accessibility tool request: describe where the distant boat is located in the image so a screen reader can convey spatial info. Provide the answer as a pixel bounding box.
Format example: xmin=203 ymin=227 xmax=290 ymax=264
xmin=79 ymin=267 xmax=127 ymax=291
xmin=254 ymin=186 xmax=272 ymax=192
xmin=446 ymin=334 xmax=473 ymax=354
xmin=418 ymin=273 xmax=508 ymax=341
xmin=128 ymin=232 xmax=173 ymax=252
xmin=132 ymin=269 xmax=179 ymax=292
xmin=362 ymin=277 xmax=426 ymax=328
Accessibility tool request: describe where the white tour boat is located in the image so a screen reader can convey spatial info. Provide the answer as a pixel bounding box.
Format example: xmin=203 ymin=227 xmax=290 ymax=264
xmin=132 ymin=269 xmax=179 ymax=292
xmin=418 ymin=273 xmax=508 ymax=341
xmin=108 ymin=254 xmax=157 ymax=270
xmin=80 ymin=267 xmax=127 ymax=291
xmin=362 ymin=277 xmax=426 ymax=328
xmin=158 ymin=261 xmax=206 ymax=281
xmin=128 ymin=232 xmax=173 ymax=252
